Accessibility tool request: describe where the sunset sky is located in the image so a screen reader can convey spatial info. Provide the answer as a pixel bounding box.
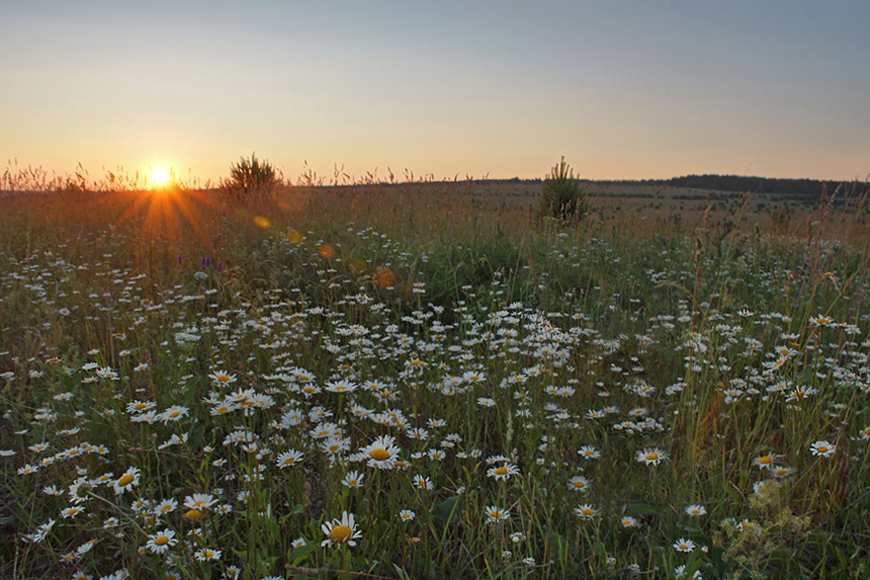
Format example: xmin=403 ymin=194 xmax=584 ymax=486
xmin=2 ymin=0 xmax=868 ymax=185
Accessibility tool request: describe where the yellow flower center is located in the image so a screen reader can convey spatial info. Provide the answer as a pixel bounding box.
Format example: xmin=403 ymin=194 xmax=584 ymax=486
xmin=117 ymin=474 xmax=134 ymax=487
xmin=168 ymin=411 xmax=181 ymax=418
xmin=573 ymin=481 xmax=585 ymax=488
xmin=758 ymin=456 xmax=772 ymax=465
xmin=581 ymin=509 xmax=594 ymax=516
xmin=217 ymin=376 xmax=230 ymax=383
xmin=160 ymin=504 xmax=173 ymax=513
xmin=369 ymin=449 xmax=390 ymax=461
xmin=133 ymin=403 xmax=148 ymax=410
xmin=494 ymin=467 xmax=508 ymax=476
xmin=817 ymin=446 xmax=828 ymax=453
xmin=645 ymin=452 xmax=659 ymax=461
xmin=329 ymin=525 xmax=352 ymax=543
xmin=185 ymin=509 xmax=202 ymax=521
xmin=154 ymin=535 xmax=170 ymax=546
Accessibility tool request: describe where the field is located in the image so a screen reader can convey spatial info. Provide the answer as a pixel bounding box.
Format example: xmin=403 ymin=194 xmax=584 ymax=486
xmin=1 ymin=176 xmax=869 ymax=580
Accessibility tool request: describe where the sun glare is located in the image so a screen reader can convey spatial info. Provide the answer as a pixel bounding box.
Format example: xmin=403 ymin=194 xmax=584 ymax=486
xmin=150 ymin=168 xmax=171 ymax=187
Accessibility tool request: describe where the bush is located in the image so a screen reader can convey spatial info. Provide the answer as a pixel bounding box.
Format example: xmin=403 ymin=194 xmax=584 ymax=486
xmin=536 ymin=156 xmax=589 ymax=224
xmin=222 ymin=153 xmax=280 ymax=204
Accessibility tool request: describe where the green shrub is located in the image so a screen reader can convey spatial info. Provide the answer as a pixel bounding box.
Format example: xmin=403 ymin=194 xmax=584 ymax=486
xmin=536 ymin=156 xmax=589 ymax=224
xmin=222 ymin=153 xmax=280 ymax=204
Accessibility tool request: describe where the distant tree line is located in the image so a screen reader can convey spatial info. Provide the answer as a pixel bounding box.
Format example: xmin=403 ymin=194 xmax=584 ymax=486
xmin=505 ymin=174 xmax=865 ymax=199
xmin=650 ymin=174 xmax=855 ymax=197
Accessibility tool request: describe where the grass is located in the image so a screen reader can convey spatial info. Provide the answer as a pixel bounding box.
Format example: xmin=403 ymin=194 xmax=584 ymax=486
xmin=1 ymin=171 xmax=869 ymax=580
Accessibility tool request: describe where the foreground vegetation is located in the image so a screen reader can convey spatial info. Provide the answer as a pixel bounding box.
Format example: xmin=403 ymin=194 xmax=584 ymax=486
xmin=1 ymin=175 xmax=869 ymax=580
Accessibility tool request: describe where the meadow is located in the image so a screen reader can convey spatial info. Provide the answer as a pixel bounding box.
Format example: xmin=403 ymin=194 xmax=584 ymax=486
xmin=1 ymin=171 xmax=869 ymax=580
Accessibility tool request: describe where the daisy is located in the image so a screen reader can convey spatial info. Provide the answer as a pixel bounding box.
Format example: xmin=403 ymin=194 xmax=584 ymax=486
xmin=60 ymin=506 xmax=85 ymax=519
xmin=398 ymin=509 xmax=415 ymax=522
xmin=486 ymin=463 xmax=520 ymax=481
xmin=145 ymin=529 xmax=178 ymax=554
xmin=112 ymin=467 xmax=141 ymax=495
xmin=484 ymin=506 xmax=509 ymax=525
xmin=577 ymin=445 xmax=600 ymax=460
xmin=673 ymin=538 xmax=695 ymax=553
xmin=208 ymin=370 xmax=237 ymax=386
xmin=131 ymin=499 xmax=152 ymax=513
xmin=341 ymin=470 xmax=364 ymax=488
xmin=130 ymin=410 xmax=158 ymax=424
xmin=427 ymin=449 xmax=447 ymax=461
xmin=158 ymin=405 xmax=189 ymax=424
xmin=574 ymin=504 xmax=599 ymax=520
xmin=322 ymin=437 xmax=350 ymax=456
xmin=567 ymin=475 xmax=591 ymax=492
xmin=184 ymin=493 xmax=216 ymax=511
xmin=194 ymin=548 xmax=222 ymax=561
xmin=68 ymin=477 xmax=94 ymax=504
xmin=753 ymin=454 xmax=776 ymax=469
xmin=102 ymin=517 xmax=120 ymax=529
xmin=93 ymin=472 xmax=115 ymax=486
xmin=126 ymin=400 xmax=154 ymax=415
xmin=321 ymin=511 xmax=362 ymax=547
xmin=325 ymin=379 xmax=357 ymax=393
xmin=153 ymin=498 xmax=178 ymax=516
xmin=362 ymin=435 xmax=401 ymax=469
xmin=810 ymin=440 xmax=835 ymax=457
xmin=620 ymin=516 xmax=640 ymax=528
xmin=406 ymin=427 xmax=429 ymax=440
xmin=210 ymin=402 xmax=238 ymax=416
xmin=636 ymin=448 xmax=668 ymax=466
xmin=17 ymin=464 xmax=39 ymax=475
xmin=772 ymin=466 xmax=793 ymax=478
xmin=684 ymin=504 xmax=706 ymax=517
xmin=27 ymin=519 xmax=55 ymax=543
xmin=412 ymin=475 xmax=433 ymax=491
xmin=275 ymin=449 xmax=304 ymax=469
xmin=184 ymin=508 xmax=204 ymax=522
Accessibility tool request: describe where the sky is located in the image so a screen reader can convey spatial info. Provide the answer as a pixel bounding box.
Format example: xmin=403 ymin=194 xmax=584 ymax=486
xmin=2 ymin=0 xmax=868 ymax=185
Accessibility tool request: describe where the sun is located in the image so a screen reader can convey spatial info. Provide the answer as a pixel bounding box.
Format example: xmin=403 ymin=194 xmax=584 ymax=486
xmin=150 ymin=167 xmax=171 ymax=187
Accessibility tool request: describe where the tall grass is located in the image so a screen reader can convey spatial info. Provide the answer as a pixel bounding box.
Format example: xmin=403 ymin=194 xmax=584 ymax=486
xmin=1 ymin=169 xmax=869 ymax=580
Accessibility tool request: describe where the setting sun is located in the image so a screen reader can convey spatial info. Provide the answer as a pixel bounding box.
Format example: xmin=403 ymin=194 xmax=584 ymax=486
xmin=150 ymin=167 xmax=171 ymax=187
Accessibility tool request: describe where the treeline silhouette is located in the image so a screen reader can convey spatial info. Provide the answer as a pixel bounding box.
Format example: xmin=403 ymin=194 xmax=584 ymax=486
xmin=651 ymin=174 xmax=855 ymax=197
